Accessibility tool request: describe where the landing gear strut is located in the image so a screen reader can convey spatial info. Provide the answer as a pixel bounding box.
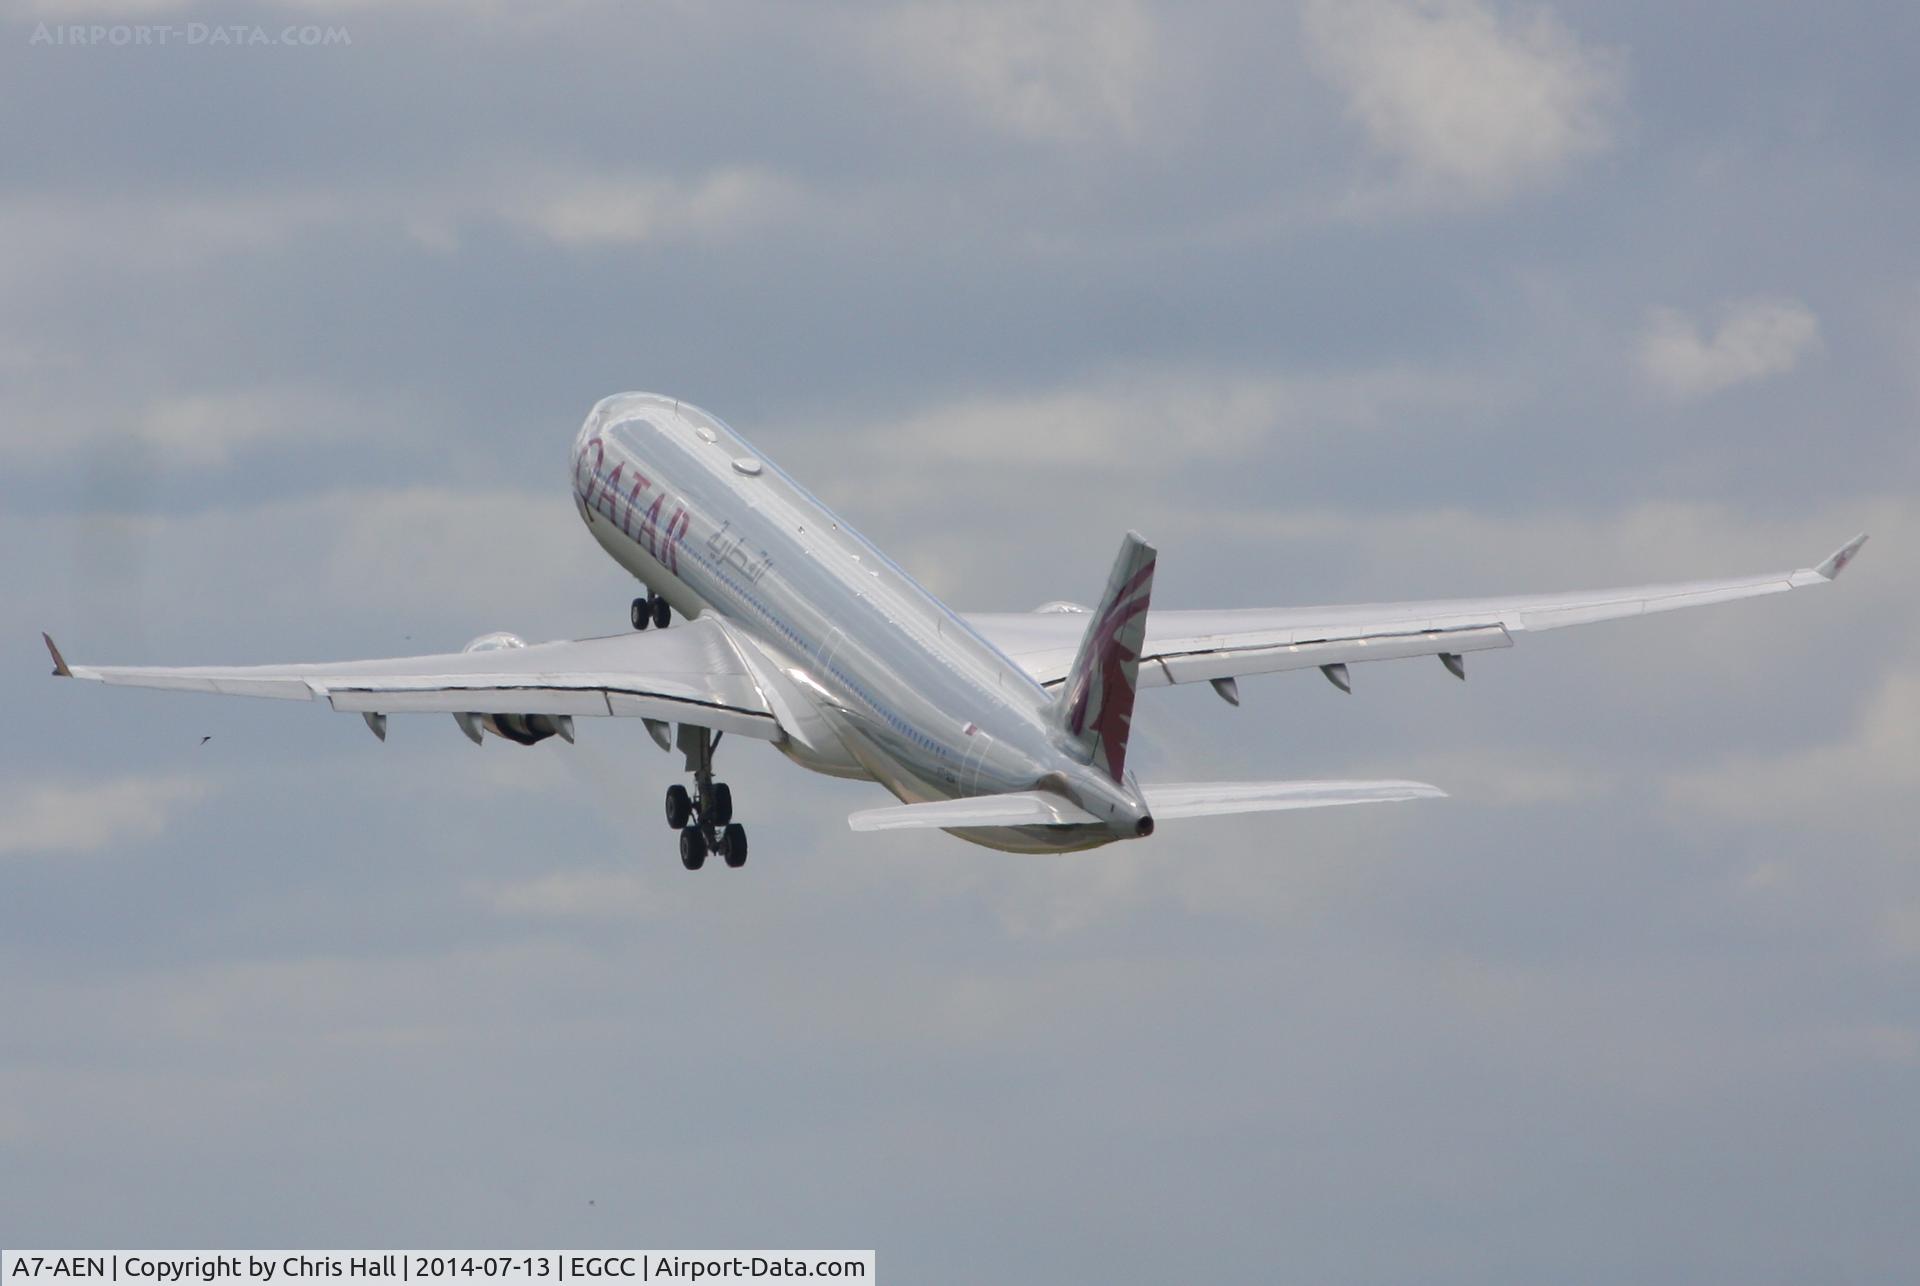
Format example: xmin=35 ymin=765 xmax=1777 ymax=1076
xmin=630 ymin=590 xmax=672 ymax=631
xmin=664 ymin=724 xmax=747 ymax=868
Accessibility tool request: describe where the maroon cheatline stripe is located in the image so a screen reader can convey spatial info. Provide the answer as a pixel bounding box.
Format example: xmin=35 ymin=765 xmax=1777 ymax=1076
xmin=1065 ymin=597 xmax=1150 ymax=733
xmin=1064 ymin=557 xmax=1155 ymax=776
xmin=1081 ymin=560 xmax=1155 ymax=668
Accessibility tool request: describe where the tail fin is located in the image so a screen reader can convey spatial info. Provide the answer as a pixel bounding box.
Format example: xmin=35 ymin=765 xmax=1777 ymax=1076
xmin=1052 ymin=531 xmax=1156 ymax=782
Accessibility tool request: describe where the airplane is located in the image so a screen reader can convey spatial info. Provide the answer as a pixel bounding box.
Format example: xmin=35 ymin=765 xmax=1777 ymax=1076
xmin=44 ymin=392 xmax=1868 ymax=868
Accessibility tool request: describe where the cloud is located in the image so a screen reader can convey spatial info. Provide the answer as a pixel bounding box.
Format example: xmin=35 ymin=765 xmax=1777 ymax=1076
xmin=1398 ymin=748 xmax=1615 ymax=807
xmin=854 ymin=363 xmax=1496 ymax=470
xmin=1667 ymin=663 xmax=1920 ymax=824
xmin=1302 ymin=0 xmax=1621 ymax=204
xmin=0 ymin=775 xmax=209 ymax=857
xmin=0 ymin=385 xmax=426 ymax=470
xmin=5 ymin=0 xmax=477 ymax=13
xmin=1177 ymin=496 xmax=1879 ymax=589
xmin=133 ymin=387 xmax=415 ymax=467
xmin=0 ymin=190 xmax=346 ymax=283
xmin=8 ymin=0 xmax=192 ymax=15
xmin=314 ymin=485 xmax=599 ymax=625
xmin=135 ymin=391 xmax=294 ymax=466
xmin=473 ymin=867 xmax=692 ymax=921
xmin=0 ymin=165 xmax=803 ymax=283
xmin=1637 ymin=298 xmax=1822 ymax=399
xmin=859 ymin=0 xmax=1158 ymax=144
xmin=7 ymin=483 xmax=606 ymax=657
xmin=514 ymin=167 xmax=802 ymax=249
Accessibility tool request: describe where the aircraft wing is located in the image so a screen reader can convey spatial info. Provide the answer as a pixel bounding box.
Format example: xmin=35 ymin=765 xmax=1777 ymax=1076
xmin=970 ymin=534 xmax=1869 ymax=693
xmin=41 ymin=616 xmax=781 ymax=740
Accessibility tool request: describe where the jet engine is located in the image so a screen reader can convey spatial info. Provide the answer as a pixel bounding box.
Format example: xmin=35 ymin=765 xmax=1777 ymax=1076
xmin=453 ymin=632 xmax=575 ymax=746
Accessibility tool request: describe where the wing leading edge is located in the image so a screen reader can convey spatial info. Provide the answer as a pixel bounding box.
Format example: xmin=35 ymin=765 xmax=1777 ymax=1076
xmin=42 ymin=617 xmax=780 ymax=740
xmin=971 ymin=534 xmax=1869 ymax=691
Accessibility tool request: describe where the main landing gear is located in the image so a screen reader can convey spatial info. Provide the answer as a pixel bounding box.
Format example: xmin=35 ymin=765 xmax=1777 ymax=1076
xmin=630 ymin=589 xmax=672 ymax=631
xmin=666 ymin=724 xmax=748 ymax=869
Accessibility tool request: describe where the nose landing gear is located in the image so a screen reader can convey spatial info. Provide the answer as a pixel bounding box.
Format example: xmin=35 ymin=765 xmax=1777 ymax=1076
xmin=664 ymin=725 xmax=747 ymax=869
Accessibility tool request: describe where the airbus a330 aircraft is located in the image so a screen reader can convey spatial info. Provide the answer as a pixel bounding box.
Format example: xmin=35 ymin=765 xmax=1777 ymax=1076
xmin=45 ymin=393 xmax=1868 ymax=868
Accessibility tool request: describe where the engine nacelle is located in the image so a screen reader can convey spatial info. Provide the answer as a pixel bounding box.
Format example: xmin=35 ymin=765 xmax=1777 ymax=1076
xmin=464 ymin=631 xmax=528 ymax=653
xmin=454 ymin=632 xmax=573 ymax=745
xmin=467 ymin=711 xmax=574 ymax=746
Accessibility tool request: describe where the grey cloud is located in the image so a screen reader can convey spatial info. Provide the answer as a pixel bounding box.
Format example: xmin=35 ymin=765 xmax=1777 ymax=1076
xmin=1302 ymin=0 xmax=1622 ymax=207
xmin=1667 ymin=660 xmax=1920 ymax=825
xmin=0 ymin=773 xmax=210 ymax=857
xmin=856 ymin=0 xmax=1161 ymax=145
xmin=1637 ymin=297 xmax=1823 ymax=398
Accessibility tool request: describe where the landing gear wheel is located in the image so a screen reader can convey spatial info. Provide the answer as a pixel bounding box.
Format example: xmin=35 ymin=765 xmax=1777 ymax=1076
xmin=664 ymin=784 xmax=692 ymax=830
xmin=630 ymin=597 xmax=650 ymax=631
xmin=720 ymin=823 xmax=748 ymax=868
xmin=679 ymin=827 xmax=707 ymax=870
xmin=705 ymin=781 xmax=733 ymax=827
xmin=650 ymin=595 xmax=672 ymax=629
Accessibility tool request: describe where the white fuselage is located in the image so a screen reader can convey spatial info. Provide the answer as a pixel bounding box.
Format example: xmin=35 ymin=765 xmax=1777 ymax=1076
xmin=570 ymin=393 xmax=1148 ymax=852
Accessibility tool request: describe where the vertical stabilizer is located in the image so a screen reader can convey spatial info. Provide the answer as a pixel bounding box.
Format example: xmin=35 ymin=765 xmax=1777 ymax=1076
xmin=1052 ymin=532 xmax=1156 ymax=782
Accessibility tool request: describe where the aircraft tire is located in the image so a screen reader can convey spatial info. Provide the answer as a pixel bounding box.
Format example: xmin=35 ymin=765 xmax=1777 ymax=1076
xmin=631 ymin=597 xmax=649 ymax=630
xmin=721 ymin=823 xmax=747 ymax=868
xmin=665 ymin=784 xmax=693 ymax=829
xmin=706 ymin=781 xmax=733 ymax=827
xmin=650 ymin=595 xmax=672 ymax=629
xmin=679 ymin=827 xmax=707 ymax=870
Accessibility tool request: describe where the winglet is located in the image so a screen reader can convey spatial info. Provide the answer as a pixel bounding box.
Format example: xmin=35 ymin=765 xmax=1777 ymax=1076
xmin=43 ymin=632 xmax=72 ymax=677
xmin=1813 ymin=533 xmax=1869 ymax=581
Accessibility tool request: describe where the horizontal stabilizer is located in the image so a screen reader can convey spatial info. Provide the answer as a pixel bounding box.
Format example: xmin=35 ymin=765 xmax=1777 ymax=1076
xmin=1141 ymin=779 xmax=1445 ymax=818
xmin=848 ymin=778 xmax=1444 ymax=832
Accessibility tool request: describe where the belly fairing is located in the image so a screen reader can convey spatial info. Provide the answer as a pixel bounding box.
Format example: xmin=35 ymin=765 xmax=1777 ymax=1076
xmin=943 ymin=825 xmax=1121 ymax=854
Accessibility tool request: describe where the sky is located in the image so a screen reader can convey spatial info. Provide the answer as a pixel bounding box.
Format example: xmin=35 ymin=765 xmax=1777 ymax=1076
xmin=2 ymin=0 xmax=1917 ymax=1279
